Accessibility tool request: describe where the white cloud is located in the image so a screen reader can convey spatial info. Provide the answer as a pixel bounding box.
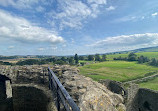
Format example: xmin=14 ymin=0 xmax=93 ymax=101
xmin=0 ymin=0 xmax=39 ymax=9
xmin=88 ymin=33 xmax=158 ymax=52
xmin=36 ymin=6 xmax=45 ymax=12
xmin=0 ymin=10 xmax=64 ymax=44
xmin=0 ymin=0 xmax=15 ymax=7
xmin=48 ymin=0 xmax=107 ymax=29
xmin=51 ymin=46 xmax=57 ymax=50
xmin=0 ymin=0 xmax=108 ymax=30
xmin=152 ymin=12 xmax=158 ymax=17
xmin=115 ymin=16 xmax=137 ymax=22
xmin=8 ymin=46 xmax=15 ymax=49
xmin=87 ymin=0 xmax=106 ymax=4
xmin=38 ymin=48 xmax=45 ymax=51
xmin=106 ymin=6 xmax=115 ymax=11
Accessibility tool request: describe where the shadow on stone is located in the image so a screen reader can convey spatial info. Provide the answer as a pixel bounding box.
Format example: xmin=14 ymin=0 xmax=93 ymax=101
xmin=0 ymin=74 xmax=13 ymax=111
xmin=13 ymin=86 xmax=49 ymax=111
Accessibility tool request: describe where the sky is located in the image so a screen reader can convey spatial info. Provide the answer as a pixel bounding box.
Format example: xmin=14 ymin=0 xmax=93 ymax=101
xmin=1 ymin=0 xmax=158 ymax=55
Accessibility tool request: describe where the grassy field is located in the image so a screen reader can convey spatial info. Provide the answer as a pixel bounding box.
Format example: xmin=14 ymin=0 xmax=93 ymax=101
xmin=136 ymin=52 xmax=158 ymax=59
xmin=139 ymin=77 xmax=158 ymax=90
xmin=79 ymin=61 xmax=158 ymax=82
xmin=107 ymin=52 xmax=158 ymax=60
xmin=79 ymin=60 xmax=96 ymax=64
xmin=107 ymin=53 xmax=128 ymax=60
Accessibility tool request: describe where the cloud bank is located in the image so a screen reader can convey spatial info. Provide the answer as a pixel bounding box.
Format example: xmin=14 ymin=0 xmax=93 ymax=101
xmin=0 ymin=10 xmax=64 ymax=44
xmin=89 ymin=33 xmax=158 ymax=51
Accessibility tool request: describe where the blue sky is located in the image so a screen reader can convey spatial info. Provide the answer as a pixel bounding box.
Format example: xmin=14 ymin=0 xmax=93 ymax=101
xmin=0 ymin=0 xmax=158 ymax=55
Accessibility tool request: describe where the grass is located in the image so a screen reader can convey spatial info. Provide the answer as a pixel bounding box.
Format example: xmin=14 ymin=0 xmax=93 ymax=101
xmin=107 ymin=53 xmax=128 ymax=60
xmin=79 ymin=61 xmax=158 ymax=82
xmin=79 ymin=60 xmax=95 ymax=64
xmin=139 ymin=77 xmax=158 ymax=90
xmin=136 ymin=52 xmax=158 ymax=59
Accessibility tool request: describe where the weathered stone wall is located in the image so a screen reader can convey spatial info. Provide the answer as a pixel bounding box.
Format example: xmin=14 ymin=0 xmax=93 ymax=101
xmin=0 ymin=80 xmax=6 ymax=101
xmin=127 ymin=84 xmax=139 ymax=102
xmin=126 ymin=84 xmax=139 ymax=111
xmin=0 ymin=65 xmax=48 ymax=85
xmin=1 ymin=65 xmax=158 ymax=111
xmin=99 ymin=79 xmax=127 ymax=97
xmin=123 ymin=74 xmax=158 ymax=84
xmin=0 ymin=75 xmax=13 ymax=111
xmin=52 ymin=65 xmax=126 ymax=111
xmin=12 ymin=86 xmax=49 ymax=111
xmin=137 ymin=88 xmax=158 ymax=111
xmin=11 ymin=84 xmax=57 ymax=111
xmin=0 ymin=65 xmax=56 ymax=111
xmin=127 ymin=84 xmax=158 ymax=111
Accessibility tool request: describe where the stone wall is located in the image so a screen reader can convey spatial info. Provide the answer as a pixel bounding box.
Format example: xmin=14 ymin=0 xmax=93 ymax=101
xmin=0 ymin=75 xmax=13 ymax=111
xmin=53 ymin=65 xmax=126 ymax=111
xmin=0 ymin=65 xmax=56 ymax=111
xmin=137 ymin=88 xmax=158 ymax=111
xmin=99 ymin=79 xmax=127 ymax=97
xmin=127 ymin=84 xmax=158 ymax=111
xmin=0 ymin=65 xmax=48 ymax=85
xmin=127 ymin=84 xmax=139 ymax=102
xmin=12 ymin=86 xmax=49 ymax=111
xmin=123 ymin=74 xmax=158 ymax=85
xmin=1 ymin=65 xmax=158 ymax=111
xmin=11 ymin=84 xmax=56 ymax=111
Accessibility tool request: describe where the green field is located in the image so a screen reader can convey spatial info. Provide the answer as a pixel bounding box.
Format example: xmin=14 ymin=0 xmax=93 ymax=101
xmin=107 ymin=52 xmax=158 ymax=60
xmin=139 ymin=77 xmax=158 ymax=90
xmin=79 ymin=60 xmax=95 ymax=64
xmin=136 ymin=52 xmax=158 ymax=59
xmin=79 ymin=61 xmax=158 ymax=82
xmin=107 ymin=53 xmax=128 ymax=60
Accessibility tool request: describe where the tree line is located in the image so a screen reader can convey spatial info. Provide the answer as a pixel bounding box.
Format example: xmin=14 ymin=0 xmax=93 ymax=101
xmin=1 ymin=53 xmax=107 ymax=66
xmin=15 ymin=53 xmax=107 ymax=66
xmin=113 ymin=52 xmax=158 ymax=67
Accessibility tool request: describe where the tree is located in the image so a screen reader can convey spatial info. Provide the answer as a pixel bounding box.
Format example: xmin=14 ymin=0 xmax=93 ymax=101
xmin=138 ymin=55 xmax=150 ymax=64
xmin=79 ymin=56 xmax=85 ymax=60
xmin=128 ymin=53 xmax=137 ymax=61
xmin=55 ymin=60 xmax=65 ymax=65
xmin=61 ymin=57 xmax=67 ymax=62
xmin=74 ymin=54 xmax=79 ymax=64
xmin=144 ymin=57 xmax=150 ymax=63
xmin=95 ymin=54 xmax=101 ymax=61
xmin=16 ymin=59 xmax=39 ymax=65
xmin=150 ymin=58 xmax=157 ymax=66
xmin=69 ymin=57 xmax=75 ymax=65
xmin=113 ymin=56 xmax=127 ymax=61
xmin=101 ymin=54 xmax=107 ymax=61
xmin=88 ymin=55 xmax=94 ymax=61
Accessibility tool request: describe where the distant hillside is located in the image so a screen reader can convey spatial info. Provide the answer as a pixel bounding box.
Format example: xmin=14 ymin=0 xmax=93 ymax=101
xmin=106 ymin=46 xmax=158 ymax=55
xmin=132 ymin=46 xmax=158 ymax=53
xmin=105 ymin=46 xmax=158 ymax=60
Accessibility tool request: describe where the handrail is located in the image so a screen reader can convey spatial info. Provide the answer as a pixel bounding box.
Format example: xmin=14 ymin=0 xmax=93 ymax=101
xmin=48 ymin=67 xmax=80 ymax=111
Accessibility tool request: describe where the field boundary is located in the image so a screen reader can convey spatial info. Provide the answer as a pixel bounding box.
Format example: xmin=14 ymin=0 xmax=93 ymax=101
xmin=123 ymin=73 xmax=158 ymax=85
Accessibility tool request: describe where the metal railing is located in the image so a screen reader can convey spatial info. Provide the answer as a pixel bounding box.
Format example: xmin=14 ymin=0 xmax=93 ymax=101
xmin=48 ymin=67 xmax=80 ymax=111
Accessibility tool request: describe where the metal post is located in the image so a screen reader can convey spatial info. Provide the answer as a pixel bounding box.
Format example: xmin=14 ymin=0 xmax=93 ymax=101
xmin=57 ymin=86 xmax=60 ymax=111
xmin=43 ymin=69 xmax=45 ymax=84
xmin=48 ymin=70 xmax=51 ymax=90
